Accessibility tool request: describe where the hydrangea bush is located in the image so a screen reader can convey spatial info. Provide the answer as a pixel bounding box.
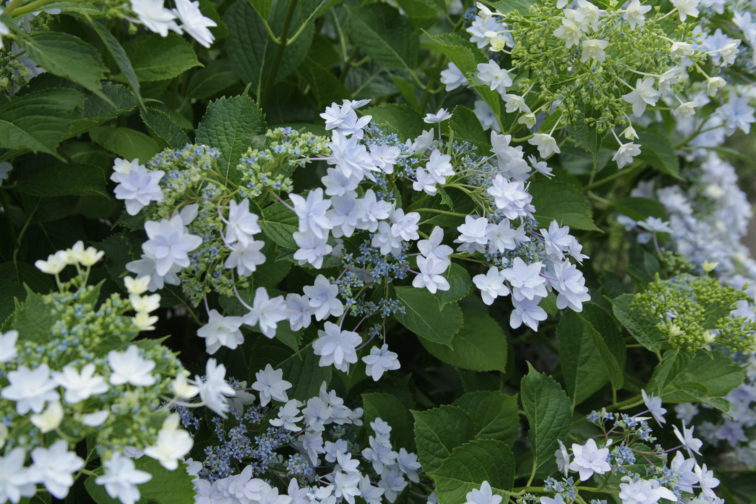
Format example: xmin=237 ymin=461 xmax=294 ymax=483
xmin=0 ymin=0 xmax=754 ymax=503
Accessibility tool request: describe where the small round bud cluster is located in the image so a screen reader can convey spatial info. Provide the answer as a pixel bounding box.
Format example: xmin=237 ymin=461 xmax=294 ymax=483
xmin=238 ymin=127 xmax=331 ymax=198
xmin=631 ymin=274 xmax=755 ymax=353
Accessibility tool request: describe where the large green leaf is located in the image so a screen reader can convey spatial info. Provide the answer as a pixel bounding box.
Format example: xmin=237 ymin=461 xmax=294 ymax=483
xmin=362 ymin=392 xmax=415 ymax=450
xmin=395 ymin=0 xmax=444 ymax=29
xmin=279 ymin=348 xmax=332 ymax=401
xmin=346 ymin=4 xmax=419 ymax=70
xmin=196 ymin=95 xmax=266 ymax=176
xmin=249 ymin=0 xmax=339 ymax=42
xmin=186 ymin=60 xmax=240 ymax=100
xmin=637 ymin=131 xmax=681 ymax=179
xmin=12 ymin=288 xmax=58 ymax=344
xmin=394 ymin=287 xmax=463 ymax=347
xmin=530 ymin=177 xmax=600 ymax=231
xmin=521 ymin=364 xmax=572 ymax=476
xmin=434 ymin=263 xmax=473 ymax=307
xmin=140 ymin=107 xmax=190 ymax=148
xmin=89 ymin=20 xmax=143 ymax=107
xmin=0 ymin=264 xmax=52 ymax=325
xmin=420 ymin=305 xmax=507 ymax=372
xmin=224 ymin=0 xmax=315 ymax=90
xmin=90 ymin=126 xmax=161 ymax=161
xmin=424 ymin=32 xmax=484 ymax=77
xmin=412 ymin=405 xmax=474 ymax=472
xmin=558 ymin=310 xmax=611 ymax=406
xmin=454 ymin=391 xmax=518 ymax=444
xmin=650 ymin=350 xmax=745 ymax=411
xmin=259 ymin=202 xmax=298 ymax=250
xmin=67 ymin=82 xmax=138 ymax=138
xmin=430 ymin=440 xmax=515 ymax=504
xmin=124 ymin=34 xmax=201 ymax=82
xmin=15 ymin=164 xmax=108 ymax=198
xmin=18 ymin=32 xmax=106 ymax=98
xmin=492 ymin=0 xmax=536 ymax=13
xmin=449 ymin=105 xmax=489 ymax=148
xmin=299 ymin=57 xmax=351 ymax=106
xmin=363 ymin=104 xmax=424 ymax=140
xmin=579 ymin=303 xmax=626 ymax=390
xmin=0 ymin=87 xmax=84 ymax=156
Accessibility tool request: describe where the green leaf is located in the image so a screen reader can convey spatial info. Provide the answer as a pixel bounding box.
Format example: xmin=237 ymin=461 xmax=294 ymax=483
xmin=492 ymin=0 xmax=536 ymax=13
xmin=449 ymin=105 xmax=488 ymax=148
xmin=0 ymin=264 xmax=53 ymax=324
xmin=89 ymin=20 xmax=142 ymax=107
xmin=650 ymin=350 xmax=745 ymax=411
xmin=90 ymin=126 xmax=161 ymax=161
xmin=412 ymin=405 xmax=474 ymax=472
xmin=530 ymin=176 xmax=600 ymax=231
xmin=434 ymin=263 xmax=473 ymax=307
xmin=454 ymin=391 xmax=519 ymax=444
xmin=430 ymin=440 xmax=515 ymax=504
xmin=196 ymin=95 xmax=266 ymax=175
xmin=259 ymin=202 xmax=298 ymax=250
xmin=637 ymin=131 xmax=681 ymax=179
xmin=613 ymin=197 xmax=667 ymax=221
xmin=363 ymin=104 xmax=424 ymax=140
xmin=140 ymin=107 xmax=190 ymax=148
xmin=12 ymin=288 xmax=56 ymax=344
xmin=275 ymin=323 xmax=302 ymax=352
xmin=612 ymin=293 xmax=667 ymax=352
xmin=186 ymin=61 xmax=240 ymax=100
xmin=224 ymin=1 xmax=315 ymax=89
xmin=424 ymin=32 xmax=484 ymax=77
xmin=420 ymin=305 xmax=507 ymax=372
xmin=18 ymin=32 xmax=106 ymax=98
xmin=257 ymin=0 xmax=340 ymax=43
xmin=15 ymin=164 xmax=108 ymax=198
xmin=557 ymin=310 xmax=610 ymax=406
xmin=346 ymin=4 xmax=419 ymax=70
xmin=394 ymin=286 xmax=463 ymax=347
xmin=362 ymin=392 xmax=415 ymax=450
xmin=299 ymin=57 xmax=351 ymax=106
xmin=86 ymin=459 xmax=195 ymax=504
xmin=0 ymin=87 xmax=84 ymax=156
xmin=279 ymin=348 xmax=332 ymax=401
xmin=580 ymin=303 xmax=626 ymax=390
xmin=396 ymin=0 xmax=444 ymax=29
xmin=67 ymin=82 xmax=138 ymax=138
xmin=124 ymin=34 xmax=201 ymax=82
xmin=521 ymin=364 xmax=572 ymax=476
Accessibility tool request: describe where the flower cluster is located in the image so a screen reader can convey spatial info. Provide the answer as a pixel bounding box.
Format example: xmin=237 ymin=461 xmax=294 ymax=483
xmin=180 ymin=378 xmax=423 ymax=504
xmin=459 ymin=0 xmax=755 ymax=169
xmin=621 ymin=154 xmax=756 ymax=299
xmin=467 ymin=390 xmax=723 ymax=504
xmin=112 ymin=100 xmax=591 ymax=385
xmin=0 ymin=243 xmax=237 ymax=504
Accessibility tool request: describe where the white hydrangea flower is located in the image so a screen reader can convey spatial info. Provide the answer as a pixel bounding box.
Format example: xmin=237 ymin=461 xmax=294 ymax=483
xmin=313 ymin=322 xmax=361 ymax=372
xmin=252 ymin=364 xmax=292 ymax=406
xmin=362 ymin=344 xmax=401 ymax=381
xmin=95 ymin=453 xmax=152 ymax=504
xmin=144 ymin=414 xmax=193 ymax=470
xmin=108 ymin=345 xmax=156 ymax=387
xmin=131 ymin=0 xmax=181 ymax=37
xmin=173 ymin=0 xmax=217 ymax=48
